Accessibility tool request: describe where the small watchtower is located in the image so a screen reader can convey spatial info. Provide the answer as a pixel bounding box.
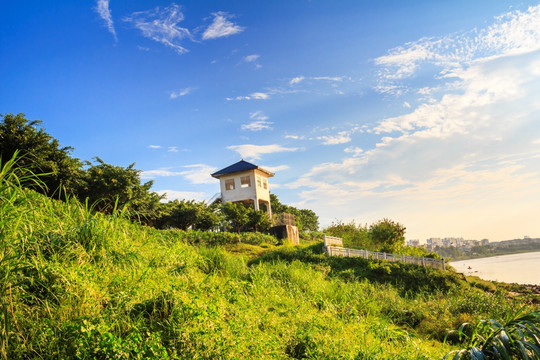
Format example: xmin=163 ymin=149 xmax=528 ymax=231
xmin=211 ymin=160 xmax=274 ymax=215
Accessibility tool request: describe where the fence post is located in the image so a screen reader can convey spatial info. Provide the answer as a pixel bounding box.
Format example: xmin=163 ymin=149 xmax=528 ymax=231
xmin=401 ymin=254 xmax=405 ymax=263
xmin=347 ymin=248 xmax=350 ymax=257
xmin=421 ymin=257 xmax=425 ymax=267
xmin=442 ymin=258 xmax=446 ymax=271
xmin=384 ymin=252 xmax=387 ymax=260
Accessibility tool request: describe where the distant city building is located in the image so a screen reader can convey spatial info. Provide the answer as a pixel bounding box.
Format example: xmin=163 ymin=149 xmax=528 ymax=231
xmin=406 ymin=239 xmax=420 ymax=246
xmin=422 ymin=237 xmax=488 ymax=251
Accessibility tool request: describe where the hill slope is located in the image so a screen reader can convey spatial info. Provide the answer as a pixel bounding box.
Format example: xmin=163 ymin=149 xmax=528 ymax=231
xmin=1 ymin=168 xmax=538 ymax=359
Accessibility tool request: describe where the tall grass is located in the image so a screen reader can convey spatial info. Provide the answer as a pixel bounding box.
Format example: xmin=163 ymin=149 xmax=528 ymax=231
xmin=1 ymin=153 xmax=538 ymax=359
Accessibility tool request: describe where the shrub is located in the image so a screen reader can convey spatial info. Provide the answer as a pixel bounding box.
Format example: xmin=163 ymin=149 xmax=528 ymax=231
xmin=444 ymin=311 xmax=540 ymax=359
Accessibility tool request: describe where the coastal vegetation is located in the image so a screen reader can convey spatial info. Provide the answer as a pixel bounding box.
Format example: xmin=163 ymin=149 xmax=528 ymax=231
xmin=1 ymin=153 xmax=539 ymax=359
xmin=2 ymin=113 xmax=540 ymax=359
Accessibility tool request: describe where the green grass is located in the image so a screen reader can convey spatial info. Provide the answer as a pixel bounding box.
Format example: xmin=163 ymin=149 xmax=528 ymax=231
xmin=1 ymin=155 xmax=539 ymax=359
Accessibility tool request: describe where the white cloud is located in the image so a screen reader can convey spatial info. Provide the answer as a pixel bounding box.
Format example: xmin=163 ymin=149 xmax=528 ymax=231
xmin=241 ymin=121 xmax=273 ymax=131
xmin=250 ymin=92 xmax=269 ymax=99
xmin=290 ymin=76 xmax=305 ymax=85
xmin=344 ymin=146 xmax=363 ymax=157
xmin=244 ymin=54 xmax=260 ymax=62
xmin=202 ymin=12 xmax=244 ymax=40
xmin=285 ymin=135 xmax=305 ymax=140
xmin=168 ymin=146 xmax=179 ymax=152
xmin=311 ymin=76 xmax=345 ymax=82
xmin=227 ymin=144 xmax=299 ymax=160
xmin=180 ymin=164 xmax=218 ymax=184
xmin=260 ymin=164 xmax=290 ymax=173
xmin=286 ymin=5 xmax=540 ymax=241
xmin=374 ymin=4 xmax=540 ymax=93
xmin=141 ymin=169 xmax=182 ymax=179
xmin=170 ymin=88 xmax=191 ymax=98
xmin=156 ymin=190 xmax=207 ymax=202
xmin=242 ymin=111 xmax=273 ymax=131
xmin=249 ymin=111 xmax=268 ymax=121
xmin=124 ymin=4 xmax=192 ymax=54
xmin=403 ymin=101 xmax=411 ymax=108
xmin=148 ymin=145 xmax=161 ymax=149
xmin=142 ymin=164 xmax=218 ymax=184
xmin=289 ymin=75 xmax=345 ymax=86
xmin=96 ymin=0 xmax=117 ymax=41
xmin=226 ymin=92 xmax=270 ymax=101
xmin=317 ymin=131 xmax=352 ymax=145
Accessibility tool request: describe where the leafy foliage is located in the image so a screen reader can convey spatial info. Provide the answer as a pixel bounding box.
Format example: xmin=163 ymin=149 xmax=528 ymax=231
xmin=444 ymin=311 xmax=540 ymax=359
xmin=324 ymin=220 xmax=372 ymax=249
xmin=157 ymin=200 xmax=221 ymax=231
xmin=369 ymin=218 xmax=406 ymax=253
xmin=0 ymin=113 xmax=83 ymax=196
xmin=79 ymin=157 xmax=162 ymax=215
xmin=324 ymin=218 xmax=407 ymax=254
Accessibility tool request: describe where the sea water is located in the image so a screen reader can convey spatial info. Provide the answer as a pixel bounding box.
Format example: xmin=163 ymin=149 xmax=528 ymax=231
xmin=450 ymin=251 xmax=540 ymax=285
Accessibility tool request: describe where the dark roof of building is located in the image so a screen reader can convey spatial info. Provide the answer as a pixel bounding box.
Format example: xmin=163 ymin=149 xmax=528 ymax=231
xmin=211 ymin=160 xmax=274 ymax=178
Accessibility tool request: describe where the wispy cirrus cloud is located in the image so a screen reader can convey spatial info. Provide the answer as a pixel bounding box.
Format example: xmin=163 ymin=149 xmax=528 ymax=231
xmin=244 ymin=54 xmax=262 ymax=68
xmin=374 ymin=4 xmax=540 ymax=94
xmin=241 ymin=111 xmax=273 ymax=131
xmin=288 ymin=5 xmax=540 ymax=240
xmin=170 ymin=88 xmax=192 ymax=98
xmin=155 ymin=190 xmax=207 ymax=202
xmin=344 ymin=146 xmax=363 ymax=157
xmin=289 ymin=75 xmax=345 ymax=85
xmin=124 ymin=4 xmax=192 ymax=54
xmin=148 ymin=145 xmax=161 ymax=149
xmin=202 ymin=12 xmax=244 ymax=40
xmin=244 ymin=54 xmax=259 ymax=62
xmin=227 ymin=144 xmax=299 ymax=161
xmin=261 ymin=164 xmax=290 ymax=173
xmin=142 ymin=164 xmax=217 ymax=184
xmin=96 ymin=0 xmax=117 ymax=41
xmin=226 ymin=92 xmax=270 ymax=101
xmin=317 ymin=131 xmax=352 ymax=145
xmin=285 ymin=135 xmax=305 ymax=140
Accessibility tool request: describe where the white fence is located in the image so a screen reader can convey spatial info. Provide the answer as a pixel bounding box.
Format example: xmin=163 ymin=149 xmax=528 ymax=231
xmin=324 ymin=245 xmax=446 ymax=270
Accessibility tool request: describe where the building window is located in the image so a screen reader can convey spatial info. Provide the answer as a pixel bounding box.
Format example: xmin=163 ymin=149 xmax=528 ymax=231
xmin=225 ymin=179 xmax=235 ymax=190
xmin=241 ymin=176 xmax=251 ymax=188
xmin=257 ymin=176 xmax=262 ymax=188
xmin=263 ymin=179 xmax=267 ymax=189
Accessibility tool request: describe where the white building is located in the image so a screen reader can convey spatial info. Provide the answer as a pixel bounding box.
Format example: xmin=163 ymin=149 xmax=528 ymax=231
xmin=210 ymin=160 xmax=274 ymax=215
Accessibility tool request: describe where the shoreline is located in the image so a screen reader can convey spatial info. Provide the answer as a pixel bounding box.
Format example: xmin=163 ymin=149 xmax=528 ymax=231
xmin=451 ymin=251 xmax=540 ymax=288
xmin=446 ymin=248 xmax=540 ymax=262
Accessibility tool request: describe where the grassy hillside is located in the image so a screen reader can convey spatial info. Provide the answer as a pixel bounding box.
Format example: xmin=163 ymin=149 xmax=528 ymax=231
xmin=1 ymin=161 xmax=538 ymax=359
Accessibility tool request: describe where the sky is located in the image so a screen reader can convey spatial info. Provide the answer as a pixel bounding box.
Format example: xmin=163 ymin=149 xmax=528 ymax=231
xmin=2 ymin=1 xmax=540 ymax=242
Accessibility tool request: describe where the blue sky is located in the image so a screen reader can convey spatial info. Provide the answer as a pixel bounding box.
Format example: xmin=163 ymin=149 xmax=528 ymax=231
xmin=2 ymin=1 xmax=540 ymax=241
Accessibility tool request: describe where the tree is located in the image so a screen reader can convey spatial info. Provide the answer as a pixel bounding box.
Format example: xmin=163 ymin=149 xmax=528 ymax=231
xmin=222 ymin=202 xmax=251 ymax=233
xmin=248 ymin=209 xmax=272 ymax=233
xmin=324 ymin=220 xmax=372 ymax=250
xmin=194 ymin=202 xmax=222 ymax=231
xmin=163 ymin=200 xmax=221 ymax=231
xmin=0 ymin=113 xmax=83 ymax=195
xmin=78 ymin=157 xmax=160 ymax=215
xmin=369 ymin=218 xmax=406 ymax=253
